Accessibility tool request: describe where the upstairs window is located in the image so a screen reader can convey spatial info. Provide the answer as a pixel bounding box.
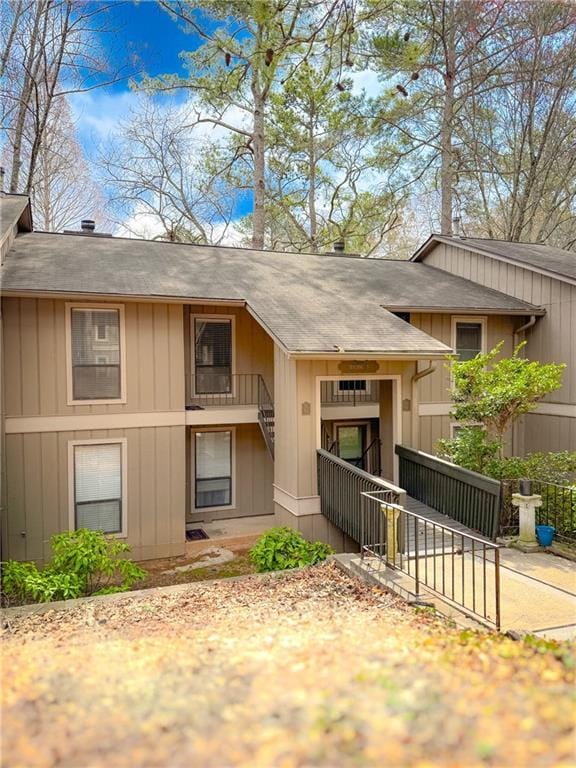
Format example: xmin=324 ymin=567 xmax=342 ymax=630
xmin=453 ymin=318 xmax=485 ymax=361
xmin=72 ymin=441 xmax=125 ymax=534
xmin=68 ymin=305 xmax=124 ymax=402
xmin=194 ymin=317 xmax=233 ymax=395
xmin=338 ymin=380 xmax=367 ymax=392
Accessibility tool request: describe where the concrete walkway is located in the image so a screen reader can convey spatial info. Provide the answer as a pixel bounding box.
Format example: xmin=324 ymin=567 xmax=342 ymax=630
xmin=339 ymin=547 xmax=576 ymax=640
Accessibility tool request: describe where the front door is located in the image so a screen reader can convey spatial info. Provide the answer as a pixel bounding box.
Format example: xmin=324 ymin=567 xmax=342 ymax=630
xmin=336 ymin=424 xmax=367 ymax=470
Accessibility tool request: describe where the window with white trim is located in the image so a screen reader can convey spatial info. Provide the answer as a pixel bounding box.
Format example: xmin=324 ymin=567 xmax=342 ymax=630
xmin=194 ymin=318 xmax=233 ymax=394
xmin=454 ymin=320 xmax=483 ymax=361
xmin=195 ymin=430 xmax=232 ymax=509
xmin=70 ymin=307 xmax=122 ymax=400
xmin=73 ymin=442 xmax=123 ymax=533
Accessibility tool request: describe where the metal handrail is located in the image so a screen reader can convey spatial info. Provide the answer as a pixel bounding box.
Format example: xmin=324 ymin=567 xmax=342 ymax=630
xmin=257 ymin=376 xmax=275 ymax=459
xmin=360 ymin=489 xmax=502 ymax=630
xmin=500 ymin=477 xmax=576 ymax=543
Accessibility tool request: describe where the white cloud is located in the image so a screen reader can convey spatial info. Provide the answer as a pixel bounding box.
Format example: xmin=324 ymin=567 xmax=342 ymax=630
xmin=350 ymin=69 xmax=383 ymax=98
xmin=68 ymin=90 xmax=141 ymax=144
xmin=114 ymin=199 xmax=245 ymax=247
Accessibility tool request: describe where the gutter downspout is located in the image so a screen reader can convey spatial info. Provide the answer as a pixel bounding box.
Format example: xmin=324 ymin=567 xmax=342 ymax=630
xmin=512 ymin=314 xmax=537 ymax=455
xmin=411 ymin=362 xmax=436 ymax=448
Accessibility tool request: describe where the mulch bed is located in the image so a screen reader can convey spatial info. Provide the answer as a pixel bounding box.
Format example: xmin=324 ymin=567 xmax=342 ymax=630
xmin=2 ymin=562 xmax=574 ymax=768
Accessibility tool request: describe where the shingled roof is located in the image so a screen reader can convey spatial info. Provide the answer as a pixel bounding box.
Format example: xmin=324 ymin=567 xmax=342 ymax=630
xmin=2 ymin=228 xmax=543 ymax=356
xmin=411 ymin=235 xmax=576 ymax=283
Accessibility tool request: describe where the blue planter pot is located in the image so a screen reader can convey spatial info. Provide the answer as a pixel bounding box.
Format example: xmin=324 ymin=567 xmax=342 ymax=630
xmin=536 ymin=525 xmax=555 ymax=547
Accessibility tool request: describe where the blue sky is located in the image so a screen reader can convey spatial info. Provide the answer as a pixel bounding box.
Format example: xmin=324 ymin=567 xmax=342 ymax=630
xmin=71 ymin=1 xmax=381 ymax=234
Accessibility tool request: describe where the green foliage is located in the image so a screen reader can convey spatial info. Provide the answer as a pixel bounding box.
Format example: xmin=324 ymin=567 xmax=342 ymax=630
xmin=486 ymin=451 xmax=576 ymax=484
xmin=2 ymin=529 xmax=147 ymax=605
xmin=449 ymin=341 xmax=565 ymax=449
xmin=249 ymin=527 xmax=333 ymax=573
xmin=437 ymin=427 xmax=501 ymax=475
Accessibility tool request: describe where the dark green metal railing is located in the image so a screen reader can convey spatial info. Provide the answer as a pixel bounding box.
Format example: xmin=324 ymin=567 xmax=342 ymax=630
xmin=360 ymin=491 xmax=502 ymax=630
xmin=500 ymin=479 xmax=576 ymax=543
xmin=317 ymin=449 xmax=404 ymax=544
xmin=396 ymin=445 xmax=501 ymax=540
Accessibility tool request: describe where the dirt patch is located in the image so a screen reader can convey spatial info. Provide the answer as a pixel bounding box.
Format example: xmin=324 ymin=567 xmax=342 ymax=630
xmin=134 ymin=548 xmax=256 ymax=590
xmin=2 ymin=563 xmax=574 ymax=768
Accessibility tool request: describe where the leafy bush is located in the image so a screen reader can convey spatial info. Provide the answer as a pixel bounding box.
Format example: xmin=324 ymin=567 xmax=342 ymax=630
xmin=486 ymin=451 xmax=576 ymax=484
xmin=1 ymin=529 xmax=147 ymax=605
xmin=437 ymin=427 xmax=501 ymax=475
xmin=249 ymin=527 xmax=334 ymax=573
xmin=437 ymin=428 xmax=576 ymax=485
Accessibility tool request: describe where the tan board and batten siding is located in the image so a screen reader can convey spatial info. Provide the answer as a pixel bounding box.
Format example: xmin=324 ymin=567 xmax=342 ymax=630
xmin=424 ymin=243 xmax=576 ymax=453
xmin=410 ymin=313 xmax=517 ymax=454
xmin=2 ymin=298 xmax=275 ymax=562
xmin=4 ymin=427 xmax=185 ymax=563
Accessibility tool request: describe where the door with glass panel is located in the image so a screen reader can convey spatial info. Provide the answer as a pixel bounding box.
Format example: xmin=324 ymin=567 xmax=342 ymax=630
xmin=336 ymin=424 xmax=367 ymax=470
xmin=194 ymin=430 xmax=233 ymax=510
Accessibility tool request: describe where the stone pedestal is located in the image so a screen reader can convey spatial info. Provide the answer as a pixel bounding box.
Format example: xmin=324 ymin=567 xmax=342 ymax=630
xmin=511 ymin=493 xmax=542 ymax=552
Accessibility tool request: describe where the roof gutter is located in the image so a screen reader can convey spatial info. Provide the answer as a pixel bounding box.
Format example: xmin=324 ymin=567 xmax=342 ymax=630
xmin=513 ymin=314 xmax=537 ymax=342
xmin=511 ymin=314 xmax=537 ymax=456
xmin=411 ymin=362 xmax=437 ymax=446
xmin=287 ymin=351 xmax=450 ymax=360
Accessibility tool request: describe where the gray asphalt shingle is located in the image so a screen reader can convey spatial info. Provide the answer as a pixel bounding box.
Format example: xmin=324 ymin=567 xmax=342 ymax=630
xmin=2 ymin=231 xmax=541 ymax=354
xmin=414 ymin=235 xmax=576 ymax=282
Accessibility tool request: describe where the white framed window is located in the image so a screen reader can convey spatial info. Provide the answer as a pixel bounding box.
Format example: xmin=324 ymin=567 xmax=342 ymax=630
xmin=65 ymin=303 xmax=126 ymax=405
xmin=68 ymin=438 xmax=127 ymax=536
xmin=192 ymin=315 xmax=235 ymax=396
xmin=194 ymin=428 xmax=235 ymax=511
xmin=451 ymin=316 xmax=487 ymax=361
xmin=450 ymin=422 xmax=485 ymax=439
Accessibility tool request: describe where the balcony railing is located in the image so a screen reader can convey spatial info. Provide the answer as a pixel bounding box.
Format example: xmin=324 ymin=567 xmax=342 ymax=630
xmin=188 ymin=373 xmax=275 ymax=459
xmin=320 ymin=380 xmax=380 ymax=406
xmin=188 ymin=373 xmax=266 ymax=407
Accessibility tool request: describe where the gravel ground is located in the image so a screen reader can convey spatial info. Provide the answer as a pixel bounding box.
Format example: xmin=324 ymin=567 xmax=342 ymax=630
xmin=2 ymin=562 xmax=575 ymax=768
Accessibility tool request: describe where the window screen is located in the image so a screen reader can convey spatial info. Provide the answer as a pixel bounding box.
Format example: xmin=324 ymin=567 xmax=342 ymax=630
xmin=71 ymin=308 xmax=121 ymax=399
xmin=194 ymin=319 xmax=232 ymax=394
xmin=455 ymin=322 xmax=482 ymax=361
xmin=195 ymin=431 xmax=232 ymax=508
xmin=74 ymin=443 xmax=122 ymax=533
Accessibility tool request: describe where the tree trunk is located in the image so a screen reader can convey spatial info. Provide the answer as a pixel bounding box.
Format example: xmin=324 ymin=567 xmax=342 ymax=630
xmin=251 ymin=92 xmax=266 ymax=250
xmin=9 ymin=0 xmax=46 ymax=193
xmin=440 ymin=2 xmax=456 ymax=235
xmin=307 ymin=113 xmax=317 ymax=251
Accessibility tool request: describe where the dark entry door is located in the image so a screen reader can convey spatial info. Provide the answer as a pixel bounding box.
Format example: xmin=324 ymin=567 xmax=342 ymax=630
xmin=336 ymin=424 xmax=367 ymax=470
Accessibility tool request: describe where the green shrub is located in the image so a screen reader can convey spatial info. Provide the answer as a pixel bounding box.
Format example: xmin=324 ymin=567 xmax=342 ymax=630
xmin=437 ymin=428 xmax=576 ymax=485
xmin=249 ymin=527 xmax=334 ymax=573
xmin=1 ymin=529 xmax=147 ymax=605
xmin=437 ymin=427 xmax=501 ymax=475
xmin=485 ymin=451 xmax=576 ymax=484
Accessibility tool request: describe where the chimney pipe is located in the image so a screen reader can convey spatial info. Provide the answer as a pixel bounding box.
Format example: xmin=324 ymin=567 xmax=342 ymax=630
xmin=81 ymin=219 xmax=95 ymax=232
xmin=452 ymin=216 xmax=461 ymax=237
xmin=333 ymin=238 xmax=345 ymax=253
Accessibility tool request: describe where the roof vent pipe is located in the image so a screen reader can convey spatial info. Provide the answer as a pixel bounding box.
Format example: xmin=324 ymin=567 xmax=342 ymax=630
xmin=81 ymin=219 xmax=95 ymax=232
xmin=452 ymin=216 xmax=461 ymax=237
xmin=333 ymin=238 xmax=345 ymax=253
